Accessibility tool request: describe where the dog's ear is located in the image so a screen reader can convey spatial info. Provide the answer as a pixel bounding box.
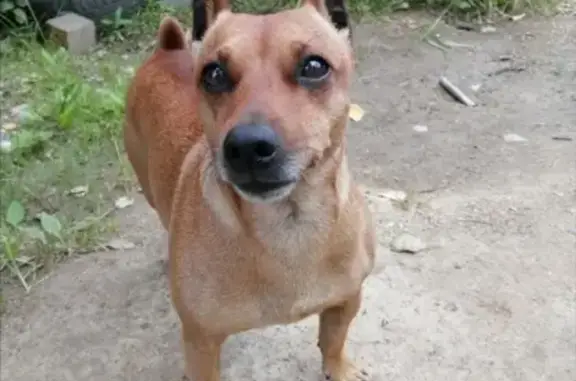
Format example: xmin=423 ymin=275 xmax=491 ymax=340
xmin=325 ymin=0 xmax=351 ymax=37
xmin=192 ymin=0 xmax=231 ymax=42
xmin=157 ymin=16 xmax=187 ymax=51
xmin=301 ymin=0 xmax=351 ymax=42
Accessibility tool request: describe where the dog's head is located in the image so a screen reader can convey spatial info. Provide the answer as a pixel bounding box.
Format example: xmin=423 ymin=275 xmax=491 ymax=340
xmin=194 ymin=0 xmax=354 ymax=203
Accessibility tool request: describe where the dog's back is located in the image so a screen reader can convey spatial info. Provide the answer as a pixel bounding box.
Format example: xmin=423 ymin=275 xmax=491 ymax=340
xmin=124 ymin=20 xmax=202 ymax=228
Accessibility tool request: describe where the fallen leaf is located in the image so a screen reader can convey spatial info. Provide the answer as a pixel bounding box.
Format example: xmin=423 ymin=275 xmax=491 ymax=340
xmin=105 ymin=239 xmax=136 ymax=250
xmin=378 ymin=189 xmax=408 ymax=202
xmin=480 ymin=25 xmax=497 ymax=33
xmin=390 ymin=233 xmax=427 ymax=254
xmin=115 ymin=196 xmax=134 ymax=209
xmin=10 ymin=103 xmax=33 ymax=122
xmin=348 ymin=104 xmax=365 ymax=122
xmin=503 ymin=133 xmax=527 ymax=143
xmin=2 ymin=122 xmax=17 ymax=131
xmin=509 ymin=13 xmax=526 ymax=22
xmin=68 ymin=185 xmax=89 ymax=197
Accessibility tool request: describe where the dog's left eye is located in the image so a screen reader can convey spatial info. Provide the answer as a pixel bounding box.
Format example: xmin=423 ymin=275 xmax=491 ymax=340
xmin=296 ymin=55 xmax=331 ymax=89
xmin=201 ymin=62 xmax=234 ymax=93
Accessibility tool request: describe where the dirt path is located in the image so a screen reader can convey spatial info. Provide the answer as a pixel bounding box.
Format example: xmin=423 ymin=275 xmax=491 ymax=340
xmin=2 ymin=13 xmax=575 ymax=381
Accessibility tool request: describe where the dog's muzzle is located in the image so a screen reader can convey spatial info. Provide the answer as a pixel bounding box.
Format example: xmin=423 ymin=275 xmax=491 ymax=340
xmin=221 ymin=123 xmax=297 ymax=201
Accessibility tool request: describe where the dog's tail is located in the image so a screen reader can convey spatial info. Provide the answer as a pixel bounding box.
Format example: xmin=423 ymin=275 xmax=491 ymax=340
xmin=157 ymin=16 xmax=187 ymax=51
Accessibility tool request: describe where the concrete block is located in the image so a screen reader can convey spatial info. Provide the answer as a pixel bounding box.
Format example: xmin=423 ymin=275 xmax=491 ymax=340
xmin=46 ymin=13 xmax=96 ymax=55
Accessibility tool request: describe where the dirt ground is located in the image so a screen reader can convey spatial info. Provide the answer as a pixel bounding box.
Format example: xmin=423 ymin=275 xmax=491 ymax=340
xmin=1 ymin=12 xmax=575 ymax=381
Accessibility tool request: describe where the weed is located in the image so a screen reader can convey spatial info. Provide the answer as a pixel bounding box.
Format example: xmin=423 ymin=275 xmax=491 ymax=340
xmin=0 ymin=39 xmax=134 ymax=289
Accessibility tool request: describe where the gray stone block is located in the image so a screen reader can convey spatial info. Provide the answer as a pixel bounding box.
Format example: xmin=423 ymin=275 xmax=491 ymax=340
xmin=46 ymin=13 xmax=96 ymax=55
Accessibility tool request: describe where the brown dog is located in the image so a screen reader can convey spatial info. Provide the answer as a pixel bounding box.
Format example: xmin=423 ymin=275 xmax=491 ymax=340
xmin=124 ymin=1 xmax=375 ymax=380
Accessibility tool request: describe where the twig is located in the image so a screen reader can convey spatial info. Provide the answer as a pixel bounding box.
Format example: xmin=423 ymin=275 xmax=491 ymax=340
xmin=420 ymin=7 xmax=449 ymax=41
xmin=488 ymin=66 xmax=526 ymax=77
xmin=425 ymin=37 xmax=449 ymax=53
xmin=439 ymin=76 xmax=476 ymax=107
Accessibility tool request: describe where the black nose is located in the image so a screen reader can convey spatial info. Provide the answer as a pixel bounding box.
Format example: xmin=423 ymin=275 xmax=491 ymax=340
xmin=223 ymin=124 xmax=280 ymax=173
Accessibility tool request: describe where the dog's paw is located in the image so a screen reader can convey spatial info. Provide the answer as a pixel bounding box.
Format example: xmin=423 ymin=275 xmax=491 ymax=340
xmin=323 ymin=359 xmax=371 ymax=381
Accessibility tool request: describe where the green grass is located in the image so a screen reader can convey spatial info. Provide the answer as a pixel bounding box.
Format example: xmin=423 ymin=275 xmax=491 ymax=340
xmin=231 ymin=0 xmax=559 ymax=19
xmin=0 ymin=0 xmax=559 ymax=294
xmin=0 ymin=1 xmax=190 ymax=291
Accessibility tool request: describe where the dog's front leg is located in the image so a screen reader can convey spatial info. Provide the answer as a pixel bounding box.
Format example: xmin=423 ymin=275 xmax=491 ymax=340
xmin=318 ymin=292 xmax=370 ymax=381
xmin=181 ymin=325 xmax=226 ymax=381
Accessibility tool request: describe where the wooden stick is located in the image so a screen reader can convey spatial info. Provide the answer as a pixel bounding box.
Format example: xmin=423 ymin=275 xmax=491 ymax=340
xmin=439 ymin=76 xmax=476 ymax=107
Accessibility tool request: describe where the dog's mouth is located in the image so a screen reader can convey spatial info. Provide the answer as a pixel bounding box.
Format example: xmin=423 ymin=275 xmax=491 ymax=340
xmin=235 ymin=179 xmax=294 ymax=194
xmin=229 ymin=178 xmax=298 ymax=203
xmin=216 ymin=159 xmax=300 ymax=203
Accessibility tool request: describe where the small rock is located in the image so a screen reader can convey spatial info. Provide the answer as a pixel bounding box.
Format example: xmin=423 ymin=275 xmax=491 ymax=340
xmin=390 ymin=233 xmax=427 ymax=254
xmin=470 ymin=83 xmax=482 ymax=92
xmin=11 ymin=104 xmax=32 ymax=122
xmin=0 ymin=131 xmax=12 ymax=153
xmin=413 ymin=125 xmax=428 ymax=133
xmin=115 ymin=196 xmax=134 ymax=209
xmin=46 ymin=13 xmax=96 ymax=55
xmin=67 ymin=185 xmax=89 ymax=197
xmin=444 ymin=302 xmax=458 ymax=312
xmin=503 ymin=133 xmax=527 ymax=143
xmin=480 ymin=25 xmax=497 ymax=33
xmin=378 ymin=189 xmax=407 ymax=202
xmin=509 ymin=13 xmax=526 ymax=22
xmin=105 ymin=239 xmax=136 ymax=250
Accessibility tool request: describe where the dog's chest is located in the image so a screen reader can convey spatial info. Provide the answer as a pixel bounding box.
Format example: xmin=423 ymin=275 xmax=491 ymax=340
xmin=201 ymin=245 xmax=364 ymax=331
xmin=187 ymin=197 xmax=368 ymax=331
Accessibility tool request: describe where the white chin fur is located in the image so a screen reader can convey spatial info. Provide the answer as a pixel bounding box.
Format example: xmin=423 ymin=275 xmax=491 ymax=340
xmin=232 ymin=183 xmax=296 ymax=204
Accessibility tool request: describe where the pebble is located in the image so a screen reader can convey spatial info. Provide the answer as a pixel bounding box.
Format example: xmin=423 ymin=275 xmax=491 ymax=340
xmin=105 ymin=239 xmax=136 ymax=250
xmin=470 ymin=83 xmax=482 ymax=92
xmin=503 ymin=133 xmax=527 ymax=143
xmin=115 ymin=196 xmax=135 ymax=209
xmin=11 ymin=103 xmax=32 ymax=122
xmin=480 ymin=25 xmax=497 ymax=33
xmin=67 ymin=185 xmax=89 ymax=198
xmin=413 ymin=125 xmax=428 ymax=133
xmin=0 ymin=131 xmax=12 ymax=152
xmin=377 ymin=189 xmax=407 ymax=202
xmin=390 ymin=233 xmax=427 ymax=254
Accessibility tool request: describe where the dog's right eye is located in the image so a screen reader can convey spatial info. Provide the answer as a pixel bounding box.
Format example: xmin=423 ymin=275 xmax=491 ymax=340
xmin=200 ymin=62 xmax=234 ymax=93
